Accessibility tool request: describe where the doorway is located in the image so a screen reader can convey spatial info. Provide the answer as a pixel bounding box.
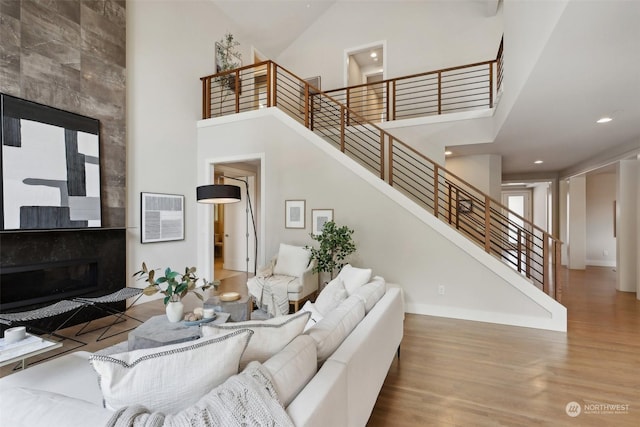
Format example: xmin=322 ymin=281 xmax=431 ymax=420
xmin=344 ymin=41 xmax=386 ymax=123
xmin=211 ymin=161 xmax=261 ymax=281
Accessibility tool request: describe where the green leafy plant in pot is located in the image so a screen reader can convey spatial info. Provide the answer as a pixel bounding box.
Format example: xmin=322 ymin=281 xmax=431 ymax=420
xmin=133 ymin=263 xmax=218 ymax=322
xmin=306 ymin=221 xmax=356 ymax=281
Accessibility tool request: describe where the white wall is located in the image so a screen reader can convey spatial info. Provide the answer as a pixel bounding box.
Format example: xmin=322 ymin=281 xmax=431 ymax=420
xmin=586 ymin=173 xmax=616 ymax=267
xmin=197 ymin=109 xmax=566 ymax=331
xmin=446 ymin=154 xmax=502 ymax=200
xmin=559 ymin=179 xmax=569 ymax=265
xmin=616 ymin=160 xmax=638 ymax=293
xmin=494 ymin=0 xmax=568 ymax=131
xmin=126 ymin=0 xmax=246 ymax=298
xmin=276 ymin=1 xmax=503 ymax=90
xmin=568 ymin=175 xmax=586 ymax=269
xmin=532 ymin=182 xmax=549 ymax=232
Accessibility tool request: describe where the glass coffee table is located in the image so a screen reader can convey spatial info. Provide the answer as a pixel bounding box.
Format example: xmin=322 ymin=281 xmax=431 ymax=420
xmin=0 ymin=333 xmax=62 ymax=370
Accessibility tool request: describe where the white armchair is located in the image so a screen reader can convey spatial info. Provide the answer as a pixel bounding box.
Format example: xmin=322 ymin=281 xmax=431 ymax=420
xmin=247 ymin=244 xmax=319 ymax=317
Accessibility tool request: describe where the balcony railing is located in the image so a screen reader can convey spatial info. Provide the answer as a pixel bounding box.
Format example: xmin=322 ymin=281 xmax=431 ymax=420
xmin=200 ymin=45 xmax=562 ymax=301
xmin=323 ymin=37 xmax=504 ymax=123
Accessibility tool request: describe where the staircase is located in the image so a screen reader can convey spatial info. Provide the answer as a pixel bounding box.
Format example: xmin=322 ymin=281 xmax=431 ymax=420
xmin=199 ymin=49 xmax=562 ymax=302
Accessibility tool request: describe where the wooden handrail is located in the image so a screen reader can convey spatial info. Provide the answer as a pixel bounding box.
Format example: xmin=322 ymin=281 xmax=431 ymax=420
xmin=199 ymin=43 xmax=562 ymax=300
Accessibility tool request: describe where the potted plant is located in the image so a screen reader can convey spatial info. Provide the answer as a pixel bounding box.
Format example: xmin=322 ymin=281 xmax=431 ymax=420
xmin=306 ymin=221 xmax=356 ymax=282
xmin=133 ymin=263 xmax=218 ymax=322
xmin=214 ymin=32 xmax=242 ymax=114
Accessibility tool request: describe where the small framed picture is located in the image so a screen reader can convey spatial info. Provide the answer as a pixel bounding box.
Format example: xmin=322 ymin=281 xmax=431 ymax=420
xmin=458 ymin=199 xmax=473 ymax=214
xmin=285 ymin=200 xmax=306 ymax=229
xmin=312 ymin=209 xmax=334 ymax=236
xmin=141 ymin=192 xmax=185 ymax=243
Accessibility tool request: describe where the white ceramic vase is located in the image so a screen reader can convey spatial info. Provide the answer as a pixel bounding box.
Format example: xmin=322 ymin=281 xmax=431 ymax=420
xmin=165 ymin=300 xmax=184 ymax=323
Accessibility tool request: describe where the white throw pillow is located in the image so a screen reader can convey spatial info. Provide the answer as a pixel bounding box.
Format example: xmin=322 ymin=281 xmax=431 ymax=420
xmin=300 ymin=300 xmax=324 ymax=331
xmin=272 ymin=243 xmax=311 ymax=277
xmin=351 ymin=276 xmax=386 ymax=313
xmin=313 ymin=277 xmax=348 ymax=315
xmin=201 ymin=311 xmax=310 ymax=369
xmin=337 ymin=264 xmax=372 ymax=295
xmin=89 ymin=329 xmax=252 ymax=414
xmin=305 ymin=295 xmax=365 ymax=363
xmin=263 ymin=335 xmax=318 ymax=407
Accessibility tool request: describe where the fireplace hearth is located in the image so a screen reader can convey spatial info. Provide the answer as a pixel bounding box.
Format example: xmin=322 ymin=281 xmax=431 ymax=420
xmin=0 ymin=228 xmax=125 ymax=332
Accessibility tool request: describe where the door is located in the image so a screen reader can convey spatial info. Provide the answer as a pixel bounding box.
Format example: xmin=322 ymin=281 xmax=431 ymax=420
xmin=222 ymin=176 xmax=256 ymax=273
xmin=502 ymin=190 xmax=533 ymax=275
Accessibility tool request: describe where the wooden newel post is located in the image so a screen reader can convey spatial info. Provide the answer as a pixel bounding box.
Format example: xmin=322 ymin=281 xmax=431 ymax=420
xmin=542 ymin=236 xmax=549 ymax=295
xmin=484 ymin=196 xmax=491 ymax=253
xmin=340 ymin=106 xmax=345 ymax=153
xmin=202 ymin=77 xmax=211 ymax=119
xmin=304 ymin=84 xmax=310 ymax=129
xmin=234 ymin=71 xmax=240 ymax=113
xmin=433 ymin=165 xmax=439 ymax=218
xmin=266 ymin=62 xmax=272 ymax=108
xmin=489 ymin=62 xmax=494 ymax=109
xmin=380 ymin=133 xmax=385 ymax=180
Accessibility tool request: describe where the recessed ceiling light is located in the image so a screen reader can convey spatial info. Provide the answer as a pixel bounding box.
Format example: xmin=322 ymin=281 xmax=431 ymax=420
xmin=444 ymin=150 xmax=453 ymax=156
xmin=370 ymin=52 xmax=377 ymax=58
xmin=597 ymin=117 xmax=612 ymax=124
xmin=534 ymin=160 xmax=543 ymax=164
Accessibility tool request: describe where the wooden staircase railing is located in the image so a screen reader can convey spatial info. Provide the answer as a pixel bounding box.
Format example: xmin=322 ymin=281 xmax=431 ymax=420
xmin=199 ymin=50 xmax=562 ymax=302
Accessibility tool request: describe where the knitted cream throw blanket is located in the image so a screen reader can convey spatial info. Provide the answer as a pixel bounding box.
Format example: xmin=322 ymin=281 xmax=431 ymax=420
xmin=105 ymin=362 xmax=294 ymax=427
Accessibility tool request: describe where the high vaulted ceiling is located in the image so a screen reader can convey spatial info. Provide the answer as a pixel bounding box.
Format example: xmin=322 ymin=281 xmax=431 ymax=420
xmin=212 ymin=0 xmax=640 ymax=178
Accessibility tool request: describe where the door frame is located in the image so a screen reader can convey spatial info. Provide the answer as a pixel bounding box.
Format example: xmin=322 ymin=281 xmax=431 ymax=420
xmin=343 ymin=40 xmax=387 ymax=87
xmin=197 ymin=153 xmax=266 ymax=282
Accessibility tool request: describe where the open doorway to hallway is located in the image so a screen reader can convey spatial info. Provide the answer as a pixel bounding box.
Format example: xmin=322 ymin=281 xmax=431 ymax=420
xmin=344 ymin=41 xmax=386 ymax=123
xmin=211 ymin=161 xmax=260 ymax=281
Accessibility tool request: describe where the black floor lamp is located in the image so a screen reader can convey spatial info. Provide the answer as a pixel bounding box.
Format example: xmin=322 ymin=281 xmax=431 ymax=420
xmin=197 ymin=176 xmax=257 ymax=275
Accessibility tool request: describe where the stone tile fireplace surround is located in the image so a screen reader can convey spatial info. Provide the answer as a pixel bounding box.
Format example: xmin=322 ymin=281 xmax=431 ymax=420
xmin=0 ymin=228 xmax=125 ymax=333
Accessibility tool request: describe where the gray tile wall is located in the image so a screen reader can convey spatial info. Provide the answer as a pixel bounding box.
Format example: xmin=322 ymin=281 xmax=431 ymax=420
xmin=0 ymin=0 xmax=126 ymax=227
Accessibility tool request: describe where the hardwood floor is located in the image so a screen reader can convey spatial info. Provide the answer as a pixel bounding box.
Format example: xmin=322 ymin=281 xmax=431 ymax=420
xmin=2 ymin=267 xmax=638 ymax=427
xmin=368 ymin=267 xmax=640 ymax=426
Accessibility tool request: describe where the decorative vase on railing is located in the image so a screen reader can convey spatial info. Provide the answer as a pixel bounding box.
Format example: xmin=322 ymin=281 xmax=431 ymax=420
xmin=165 ymin=296 xmax=184 ymax=323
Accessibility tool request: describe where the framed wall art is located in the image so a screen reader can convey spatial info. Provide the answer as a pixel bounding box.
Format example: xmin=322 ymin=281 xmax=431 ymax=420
xmin=312 ymin=208 xmax=333 ymax=236
xmin=1 ymin=94 xmax=101 ymax=230
xmin=141 ymin=192 xmax=184 ymax=243
xmin=458 ymin=199 xmax=473 ymax=214
xmin=285 ymin=200 xmax=305 ymax=229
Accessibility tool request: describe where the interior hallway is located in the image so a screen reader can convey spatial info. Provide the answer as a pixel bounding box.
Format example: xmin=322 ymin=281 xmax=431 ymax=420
xmin=368 ymin=267 xmax=640 ymax=426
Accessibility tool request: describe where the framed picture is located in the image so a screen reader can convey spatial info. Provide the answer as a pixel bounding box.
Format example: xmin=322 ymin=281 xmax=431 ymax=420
xmin=1 ymin=94 xmax=101 ymax=230
xmin=141 ymin=192 xmax=184 ymax=243
xmin=312 ymin=209 xmax=334 ymax=236
xmin=300 ymin=76 xmax=321 ymax=113
xmin=285 ymin=200 xmax=305 ymax=229
xmin=458 ymin=199 xmax=473 ymax=214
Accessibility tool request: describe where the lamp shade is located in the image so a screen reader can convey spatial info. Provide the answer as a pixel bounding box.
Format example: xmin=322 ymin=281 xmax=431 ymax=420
xmin=196 ymin=184 xmax=241 ymax=204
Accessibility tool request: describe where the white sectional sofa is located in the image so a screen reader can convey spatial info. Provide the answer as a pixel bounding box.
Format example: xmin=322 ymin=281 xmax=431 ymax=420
xmin=0 ymin=285 xmax=404 ymax=427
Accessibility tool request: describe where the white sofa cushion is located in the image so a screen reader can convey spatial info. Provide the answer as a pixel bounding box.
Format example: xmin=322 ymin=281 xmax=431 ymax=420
xmin=263 ymin=335 xmax=318 ymax=407
xmin=273 ymin=243 xmax=311 ymax=277
xmin=89 ymin=329 xmax=252 ymax=413
xmin=201 ymin=311 xmax=309 ymax=369
xmin=338 ymin=264 xmax=372 ymax=295
xmin=314 ymin=276 xmax=348 ymax=315
xmin=0 ymin=351 xmax=103 ymax=406
xmin=351 ymin=276 xmax=386 ymax=313
xmin=300 ymin=300 xmax=324 ymax=331
xmin=0 ymin=387 xmax=113 ymax=427
xmin=305 ymin=295 xmax=365 ymax=363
